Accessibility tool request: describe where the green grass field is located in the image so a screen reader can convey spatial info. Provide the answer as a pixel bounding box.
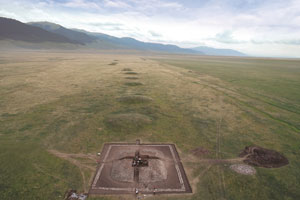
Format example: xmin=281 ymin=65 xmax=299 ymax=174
xmin=0 ymin=52 xmax=299 ymax=199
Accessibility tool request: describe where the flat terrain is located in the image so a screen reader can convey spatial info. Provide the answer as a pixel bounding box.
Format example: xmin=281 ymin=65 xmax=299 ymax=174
xmin=0 ymin=51 xmax=300 ymax=200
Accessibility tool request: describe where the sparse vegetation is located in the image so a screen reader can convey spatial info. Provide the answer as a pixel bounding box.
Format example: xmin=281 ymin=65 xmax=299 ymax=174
xmin=0 ymin=52 xmax=300 ymax=200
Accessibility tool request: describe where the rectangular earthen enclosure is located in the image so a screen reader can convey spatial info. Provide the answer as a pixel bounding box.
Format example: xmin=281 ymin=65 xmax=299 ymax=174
xmin=89 ymin=141 xmax=192 ymax=196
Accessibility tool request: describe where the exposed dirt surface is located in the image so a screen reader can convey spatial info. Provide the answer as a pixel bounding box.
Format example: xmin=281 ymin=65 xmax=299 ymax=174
xmin=230 ymin=164 xmax=256 ymax=175
xmin=190 ymin=147 xmax=210 ymax=157
xmin=240 ymin=146 xmax=289 ymax=168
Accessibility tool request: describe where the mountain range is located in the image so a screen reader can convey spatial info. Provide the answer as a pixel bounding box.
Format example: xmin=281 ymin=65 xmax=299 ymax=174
xmin=191 ymin=46 xmax=246 ymax=56
xmin=0 ymin=17 xmax=246 ymax=56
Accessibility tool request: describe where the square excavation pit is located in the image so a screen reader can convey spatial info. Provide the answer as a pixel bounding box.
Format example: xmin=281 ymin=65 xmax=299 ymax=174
xmin=89 ymin=141 xmax=192 ymax=196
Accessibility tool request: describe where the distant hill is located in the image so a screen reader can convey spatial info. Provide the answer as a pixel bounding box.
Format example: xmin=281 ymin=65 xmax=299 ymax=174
xmin=73 ymin=28 xmax=201 ymax=54
xmin=28 ymin=22 xmax=97 ymax=44
xmin=117 ymin=37 xmax=198 ymax=54
xmin=0 ymin=17 xmax=201 ymax=54
xmin=0 ymin=17 xmax=80 ymax=44
xmin=192 ymin=46 xmax=246 ymax=56
xmin=1 ymin=17 xmax=246 ymax=55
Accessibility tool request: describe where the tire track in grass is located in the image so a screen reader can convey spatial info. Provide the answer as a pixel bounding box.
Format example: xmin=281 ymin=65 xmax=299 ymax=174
xmin=160 ymin=62 xmax=300 ymax=132
xmin=198 ymin=82 xmax=300 ymax=133
xmin=216 ymin=99 xmax=226 ymax=200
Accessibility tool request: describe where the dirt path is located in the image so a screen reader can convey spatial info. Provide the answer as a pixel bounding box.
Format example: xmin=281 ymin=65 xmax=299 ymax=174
xmin=183 ymin=157 xmax=245 ymax=165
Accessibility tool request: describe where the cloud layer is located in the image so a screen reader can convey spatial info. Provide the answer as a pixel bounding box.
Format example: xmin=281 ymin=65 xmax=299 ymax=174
xmin=1 ymin=0 xmax=300 ymax=57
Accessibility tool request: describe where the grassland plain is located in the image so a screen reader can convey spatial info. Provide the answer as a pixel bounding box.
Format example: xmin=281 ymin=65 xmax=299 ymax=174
xmin=0 ymin=51 xmax=299 ymax=200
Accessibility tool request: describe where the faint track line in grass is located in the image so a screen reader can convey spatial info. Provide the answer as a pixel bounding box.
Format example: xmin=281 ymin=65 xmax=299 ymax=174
xmin=218 ymin=83 xmax=300 ymax=116
xmin=238 ymin=90 xmax=300 ymax=116
xmin=192 ymin=79 xmax=300 ymax=116
xmin=33 ymin=163 xmax=68 ymax=184
xmin=48 ymin=149 xmax=97 ymax=192
xmin=183 ymin=158 xmax=245 ymax=165
xmin=160 ymin=62 xmax=300 ymax=130
xmin=217 ymin=106 xmax=226 ymax=199
xmin=197 ymin=82 xmax=300 ymax=133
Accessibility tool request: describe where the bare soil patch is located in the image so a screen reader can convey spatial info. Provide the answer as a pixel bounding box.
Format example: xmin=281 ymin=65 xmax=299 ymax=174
xmin=240 ymin=146 xmax=289 ymax=168
xmin=230 ymin=164 xmax=256 ymax=175
xmin=190 ymin=147 xmax=210 ymax=157
xmin=124 ymin=82 xmax=143 ymax=86
xmin=118 ymin=95 xmax=153 ymax=104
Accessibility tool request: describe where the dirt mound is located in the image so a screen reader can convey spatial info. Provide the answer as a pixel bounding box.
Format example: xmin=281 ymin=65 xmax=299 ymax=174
xmin=122 ymin=68 xmax=132 ymax=71
xmin=124 ymin=72 xmax=138 ymax=75
xmin=118 ymin=95 xmax=153 ymax=104
xmin=105 ymin=113 xmax=152 ymax=130
xmin=191 ymin=147 xmax=210 ymax=157
xmin=108 ymin=62 xmax=118 ymax=65
xmin=240 ymin=146 xmax=289 ymax=168
xmin=125 ymin=77 xmax=139 ymax=80
xmin=124 ymin=82 xmax=143 ymax=86
xmin=230 ymin=164 xmax=256 ymax=175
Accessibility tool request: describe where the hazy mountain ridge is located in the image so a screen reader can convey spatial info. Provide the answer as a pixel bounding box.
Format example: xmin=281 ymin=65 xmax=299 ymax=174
xmin=0 ymin=17 xmax=80 ymax=44
xmin=192 ymin=46 xmax=246 ymax=56
xmin=28 ymin=22 xmax=97 ymax=44
xmin=0 ymin=17 xmax=246 ymax=56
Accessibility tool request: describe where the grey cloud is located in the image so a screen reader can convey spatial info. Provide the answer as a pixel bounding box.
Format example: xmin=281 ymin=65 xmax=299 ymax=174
xmin=88 ymin=22 xmax=124 ymax=27
xmin=148 ymin=31 xmax=162 ymax=37
xmin=251 ymin=39 xmax=300 ymax=45
xmin=212 ymin=31 xmax=247 ymax=44
xmin=86 ymin=22 xmax=129 ymax=31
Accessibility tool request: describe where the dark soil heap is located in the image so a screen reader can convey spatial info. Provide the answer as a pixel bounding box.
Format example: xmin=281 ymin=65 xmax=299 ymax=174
xmin=240 ymin=146 xmax=289 ymax=168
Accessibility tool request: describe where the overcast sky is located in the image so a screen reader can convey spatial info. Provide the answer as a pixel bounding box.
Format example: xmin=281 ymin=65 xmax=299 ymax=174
xmin=1 ymin=0 xmax=300 ymax=57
